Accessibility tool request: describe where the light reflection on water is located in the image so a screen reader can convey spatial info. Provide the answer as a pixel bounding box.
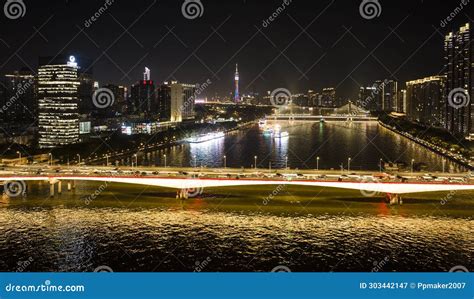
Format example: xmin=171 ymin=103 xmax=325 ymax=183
xmin=126 ymin=122 xmax=465 ymax=172
xmin=0 ymin=181 xmax=472 ymax=272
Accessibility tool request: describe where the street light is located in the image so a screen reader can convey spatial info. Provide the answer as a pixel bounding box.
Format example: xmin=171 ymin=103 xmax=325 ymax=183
xmin=379 ymin=158 xmax=383 ymax=172
xmin=49 ymin=153 xmax=52 ymax=166
xmin=442 ymin=159 xmax=446 ymax=173
xmin=77 ymin=154 xmax=81 ymax=165
xmin=348 ymin=157 xmax=351 ymax=172
xmin=133 ymin=154 xmax=138 ymax=168
xmin=316 ymin=156 xmax=320 ymax=170
xmin=105 ymin=154 xmax=109 ymax=166
xmin=285 ymin=156 xmax=288 ymax=169
xmin=16 ymin=151 xmax=21 ymax=164
xmin=223 ymin=155 xmax=227 ymax=169
xmin=411 ymin=159 xmax=415 ymax=173
xmin=254 ymin=156 xmax=257 ymax=170
xmin=163 ymin=154 xmax=167 ymax=168
xmin=193 ymin=155 xmax=197 ymax=168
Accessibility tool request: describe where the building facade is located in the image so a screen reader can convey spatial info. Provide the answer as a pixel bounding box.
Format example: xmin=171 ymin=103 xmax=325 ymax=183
xmin=2 ymin=68 xmax=36 ymax=125
xmin=170 ymin=82 xmax=196 ymax=122
xmin=38 ymin=55 xmax=81 ymax=148
xmin=444 ymin=23 xmax=473 ymax=137
xmin=406 ymin=76 xmax=446 ymax=127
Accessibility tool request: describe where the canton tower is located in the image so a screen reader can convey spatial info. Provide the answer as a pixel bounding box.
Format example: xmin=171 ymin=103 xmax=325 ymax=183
xmin=234 ymin=63 xmax=239 ymax=103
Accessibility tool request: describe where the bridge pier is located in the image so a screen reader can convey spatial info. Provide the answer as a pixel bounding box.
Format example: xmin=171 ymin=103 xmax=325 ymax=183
xmin=386 ymin=193 xmax=403 ymax=205
xmin=58 ymin=181 xmax=62 ymax=194
xmin=177 ymin=189 xmax=189 ymax=200
xmin=67 ymin=182 xmax=72 ymax=191
xmin=49 ymin=183 xmax=55 ymax=197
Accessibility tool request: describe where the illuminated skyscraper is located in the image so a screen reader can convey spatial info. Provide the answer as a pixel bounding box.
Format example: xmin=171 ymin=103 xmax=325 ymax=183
xmin=406 ymin=76 xmax=446 ymax=127
xmin=130 ymin=67 xmax=155 ymax=117
xmin=170 ymin=81 xmax=196 ymax=122
xmin=444 ymin=23 xmax=473 ymax=137
xmin=38 ymin=55 xmax=80 ymax=148
xmin=234 ymin=63 xmax=239 ymax=103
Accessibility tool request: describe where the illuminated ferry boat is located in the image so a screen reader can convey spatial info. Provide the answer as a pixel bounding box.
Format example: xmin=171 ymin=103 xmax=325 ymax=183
xmin=186 ymin=132 xmax=225 ymax=143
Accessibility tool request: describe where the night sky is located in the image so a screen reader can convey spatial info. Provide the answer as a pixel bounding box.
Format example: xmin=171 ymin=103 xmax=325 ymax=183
xmin=0 ymin=0 xmax=472 ymax=98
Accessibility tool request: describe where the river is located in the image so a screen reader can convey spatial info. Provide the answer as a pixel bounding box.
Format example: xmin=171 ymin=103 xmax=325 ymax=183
xmin=0 ymin=121 xmax=472 ymax=272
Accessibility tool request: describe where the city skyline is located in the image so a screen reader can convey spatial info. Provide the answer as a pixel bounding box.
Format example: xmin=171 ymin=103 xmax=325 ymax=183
xmin=0 ymin=0 xmax=472 ymax=99
xmin=0 ymin=0 xmax=473 ymax=291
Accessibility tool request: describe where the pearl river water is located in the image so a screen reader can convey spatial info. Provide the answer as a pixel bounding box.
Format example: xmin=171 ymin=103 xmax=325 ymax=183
xmin=123 ymin=121 xmax=466 ymax=172
xmin=0 ymin=121 xmax=472 ymax=272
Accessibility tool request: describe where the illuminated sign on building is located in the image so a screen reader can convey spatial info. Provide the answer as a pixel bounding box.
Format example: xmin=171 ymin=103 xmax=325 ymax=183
xmin=67 ymin=55 xmax=77 ymax=67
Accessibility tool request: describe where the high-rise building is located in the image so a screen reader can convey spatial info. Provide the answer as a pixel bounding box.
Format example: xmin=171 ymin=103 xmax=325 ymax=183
xmin=398 ymin=89 xmax=407 ymax=113
xmin=358 ymin=86 xmax=377 ymax=111
xmin=234 ymin=63 xmax=240 ymax=103
xmin=444 ymin=23 xmax=473 ymax=137
xmin=308 ymin=90 xmax=318 ymax=107
xmin=130 ymin=67 xmax=156 ymax=117
xmin=38 ymin=55 xmax=81 ymax=148
xmin=157 ymin=82 xmax=171 ymax=121
xmin=170 ymin=82 xmax=196 ymax=122
xmin=406 ymin=76 xmax=446 ymax=127
xmin=382 ymin=80 xmax=398 ymax=112
xmin=320 ymin=88 xmax=336 ymax=107
xmin=103 ymin=84 xmax=126 ymax=114
xmin=2 ymin=68 xmax=36 ymax=124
